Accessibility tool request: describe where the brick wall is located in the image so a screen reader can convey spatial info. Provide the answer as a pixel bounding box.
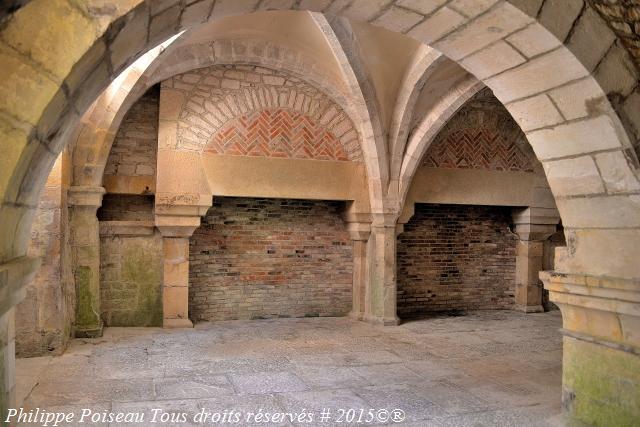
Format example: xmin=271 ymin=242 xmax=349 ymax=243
xmin=397 ymin=204 xmax=517 ymax=317
xmin=189 ymin=197 xmax=353 ymax=321
xmin=104 ymin=85 xmax=159 ymax=184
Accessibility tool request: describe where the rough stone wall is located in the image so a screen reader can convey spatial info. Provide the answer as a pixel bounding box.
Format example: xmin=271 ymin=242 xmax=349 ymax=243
xmin=97 ymin=194 xmax=154 ymax=221
xmin=98 ymin=194 xmax=162 ymax=326
xmin=166 ymin=64 xmax=362 ymax=161
xmin=422 ymin=89 xmax=536 ymax=172
xmin=17 ymin=153 xmax=73 ymax=357
xmin=99 ymin=231 xmax=163 ymax=327
xmin=397 ymin=204 xmax=517 ymax=317
xmin=189 ymin=197 xmax=353 ymax=321
xmin=104 ymin=85 xmax=159 ymax=190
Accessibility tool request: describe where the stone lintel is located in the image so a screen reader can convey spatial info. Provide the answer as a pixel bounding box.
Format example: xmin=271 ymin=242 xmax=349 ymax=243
xmin=99 ymin=221 xmax=156 ymax=236
xmin=0 ymin=256 xmax=40 ymax=317
xmin=67 ymin=185 xmax=106 ymax=207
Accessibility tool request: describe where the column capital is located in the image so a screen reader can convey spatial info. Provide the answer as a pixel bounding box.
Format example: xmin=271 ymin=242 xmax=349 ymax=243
xmin=345 ymin=222 xmax=371 ymax=241
xmin=156 ymin=215 xmax=201 ymax=238
xmin=512 ymin=207 xmax=560 ymax=241
xmin=67 ymin=185 xmax=105 ymax=207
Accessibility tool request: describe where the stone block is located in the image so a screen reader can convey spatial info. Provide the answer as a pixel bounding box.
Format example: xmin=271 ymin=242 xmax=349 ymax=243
xmin=594 ymin=42 xmax=638 ymax=98
xmin=163 ymin=286 xmax=189 ymax=319
xmin=486 ymin=48 xmax=588 ymax=103
xmin=211 ymin=0 xmax=260 ymax=19
xmin=159 ymin=89 xmax=185 ymax=121
xmin=537 ymin=0 xmax=583 ymax=41
xmin=450 ymin=0 xmax=499 ymax=18
xmin=556 ymin=195 xmax=640 ymax=229
xmin=372 ymin=6 xmax=423 ymax=33
xmin=506 ymin=94 xmax=564 ymax=132
xmin=548 ymin=78 xmax=605 ymax=121
xmin=460 ymin=41 xmax=526 ymax=80
xmin=407 ymin=7 xmax=466 ymax=44
xmin=527 ymin=115 xmax=622 ymax=160
xmin=594 ymin=151 xmax=640 ymax=194
xmin=2 ymin=0 xmax=99 ymax=82
xmin=567 ymin=7 xmax=616 ymax=72
xmin=434 ymin=2 xmax=532 ymax=61
xmin=542 ymin=156 xmax=605 ymax=197
xmin=109 ymin=5 xmax=149 ymax=72
xmin=507 ymin=23 xmax=561 ymax=58
xmin=181 ymin=0 xmax=214 ymax=27
xmin=397 ymin=0 xmax=447 ymax=15
xmin=0 ymin=46 xmax=59 ymax=125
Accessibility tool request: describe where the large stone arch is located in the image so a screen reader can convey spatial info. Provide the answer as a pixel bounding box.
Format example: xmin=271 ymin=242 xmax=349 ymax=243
xmin=71 ymin=37 xmax=372 ymax=199
xmin=1 ymin=1 xmax=640 ymax=423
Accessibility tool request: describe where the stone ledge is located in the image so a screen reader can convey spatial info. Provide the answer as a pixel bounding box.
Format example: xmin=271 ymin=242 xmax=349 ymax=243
xmin=99 ymin=221 xmax=155 ymax=236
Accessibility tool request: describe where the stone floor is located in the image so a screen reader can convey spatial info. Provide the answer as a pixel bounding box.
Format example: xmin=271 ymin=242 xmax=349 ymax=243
xmin=16 ymin=310 xmax=564 ymax=426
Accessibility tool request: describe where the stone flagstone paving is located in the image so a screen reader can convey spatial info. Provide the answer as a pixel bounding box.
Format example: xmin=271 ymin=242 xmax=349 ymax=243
xmin=16 ymin=311 xmax=563 ymax=426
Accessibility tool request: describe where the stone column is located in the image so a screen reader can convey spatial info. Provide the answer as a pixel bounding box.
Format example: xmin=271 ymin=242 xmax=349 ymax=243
xmin=345 ymin=222 xmax=371 ymax=321
xmin=0 ymin=256 xmax=38 ymax=416
xmin=364 ymin=214 xmax=401 ymax=326
xmin=512 ymin=207 xmax=559 ymax=313
xmin=156 ymin=218 xmax=200 ymax=329
xmin=68 ymin=186 xmax=105 ymax=337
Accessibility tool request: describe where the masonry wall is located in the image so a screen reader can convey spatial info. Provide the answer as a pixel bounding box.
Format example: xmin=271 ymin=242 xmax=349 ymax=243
xmin=189 ymin=197 xmax=352 ymax=321
xmin=397 ymin=204 xmax=517 ymax=317
xmin=98 ymin=195 xmax=163 ymax=327
xmin=16 ymin=153 xmax=73 ymax=357
xmin=99 ymin=231 xmax=163 ymax=327
xmin=103 ymin=85 xmax=159 ymax=194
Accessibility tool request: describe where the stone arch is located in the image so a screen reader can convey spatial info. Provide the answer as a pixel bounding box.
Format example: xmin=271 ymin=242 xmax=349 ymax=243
xmin=71 ymin=38 xmax=369 ymax=192
xmin=2 ymin=2 xmax=640 ymax=422
xmin=3 ymin=2 xmax=639 ymax=274
xmin=165 ymin=64 xmax=362 ymax=161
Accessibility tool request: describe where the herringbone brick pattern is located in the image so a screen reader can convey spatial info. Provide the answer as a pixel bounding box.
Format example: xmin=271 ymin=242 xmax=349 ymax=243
xmin=206 ymin=109 xmax=350 ymax=161
xmin=423 ymin=89 xmax=535 ymax=172
xmin=423 ymin=128 xmax=533 ymax=171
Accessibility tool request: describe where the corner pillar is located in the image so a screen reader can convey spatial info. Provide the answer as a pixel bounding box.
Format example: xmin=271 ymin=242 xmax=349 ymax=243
xmin=68 ymin=185 xmax=105 ymax=337
xmin=155 ymin=196 xmax=211 ymax=329
xmin=512 ymin=207 xmax=559 ymax=313
xmin=345 ymin=221 xmax=371 ymax=321
xmin=542 ymin=272 xmax=640 ymax=425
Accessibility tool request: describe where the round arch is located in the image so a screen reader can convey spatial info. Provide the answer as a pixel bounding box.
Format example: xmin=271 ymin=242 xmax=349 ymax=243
xmin=1 ymin=2 xmax=640 ymax=423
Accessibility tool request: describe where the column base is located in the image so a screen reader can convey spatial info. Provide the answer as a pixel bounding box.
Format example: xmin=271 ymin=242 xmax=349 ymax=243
xmin=163 ymin=318 xmax=194 ymax=329
xmin=362 ymin=314 xmax=401 ymax=326
xmin=514 ymin=304 xmax=544 ymax=313
xmin=348 ymin=311 xmax=364 ymax=321
xmin=74 ymin=323 xmax=104 ymax=338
